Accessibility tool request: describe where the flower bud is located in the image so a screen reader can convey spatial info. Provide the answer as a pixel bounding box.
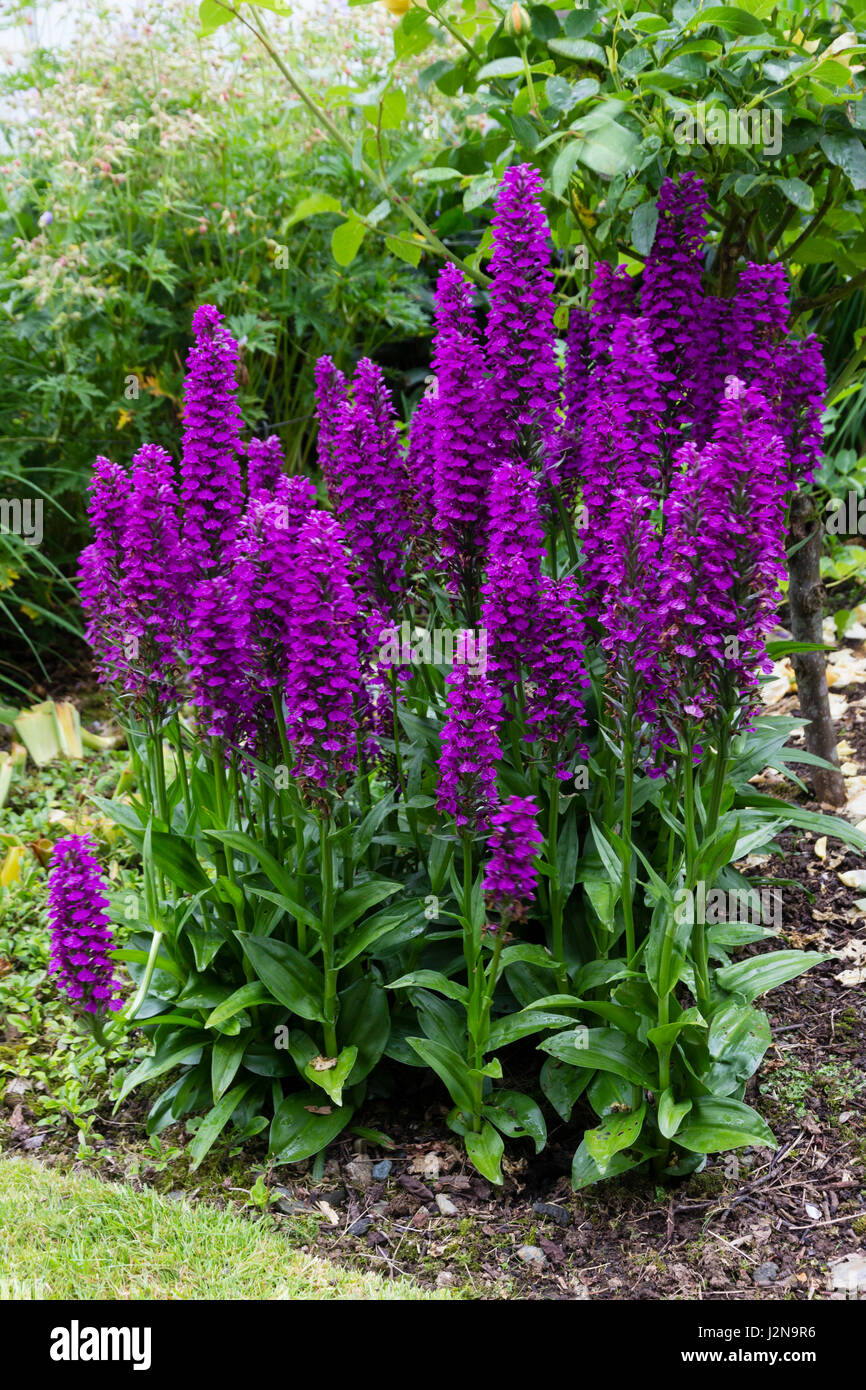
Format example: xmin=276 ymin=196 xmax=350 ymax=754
xmin=504 ymin=4 xmax=531 ymax=38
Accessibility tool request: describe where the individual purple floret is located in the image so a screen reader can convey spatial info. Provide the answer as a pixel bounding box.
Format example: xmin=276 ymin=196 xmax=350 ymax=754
xmin=48 ymin=835 xmax=123 ymax=1015
xmin=483 ymin=796 xmax=544 ymax=915
xmin=437 ymin=662 xmax=502 ymax=831
xmin=180 ymin=304 xmax=245 ymax=576
xmin=286 ymin=510 xmax=365 ymax=791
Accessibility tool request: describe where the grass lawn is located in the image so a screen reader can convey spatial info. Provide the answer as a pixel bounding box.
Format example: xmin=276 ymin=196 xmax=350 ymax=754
xmin=0 ymin=1158 xmax=453 ymax=1300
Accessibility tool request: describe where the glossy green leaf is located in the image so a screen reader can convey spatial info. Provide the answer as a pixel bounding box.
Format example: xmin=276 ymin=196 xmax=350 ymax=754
xmin=303 ymin=1045 xmax=358 ymax=1106
xmin=189 ymin=1080 xmax=253 ymax=1170
xmin=676 ymin=1097 xmax=776 ymax=1154
xmin=464 ymin=1121 xmax=505 ymax=1184
xmin=407 ymin=1037 xmax=475 ymax=1113
xmin=539 ymin=1027 xmax=657 ymax=1089
xmin=237 ymin=933 xmax=326 ymax=1022
xmin=584 ymin=1101 xmax=646 ymax=1174
xmin=657 ymin=1087 xmax=692 ymax=1140
xmin=715 ymin=950 xmax=830 ymax=1003
xmin=269 ymin=1091 xmax=356 ymax=1163
xmin=482 ymin=1090 xmax=547 ymax=1153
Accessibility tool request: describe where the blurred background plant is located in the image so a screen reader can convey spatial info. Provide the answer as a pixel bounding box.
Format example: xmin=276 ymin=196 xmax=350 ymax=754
xmin=0 ymin=0 xmax=441 ymax=692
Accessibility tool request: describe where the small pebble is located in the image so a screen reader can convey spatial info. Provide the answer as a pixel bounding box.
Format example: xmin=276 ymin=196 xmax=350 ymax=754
xmin=754 ymin=1261 xmax=779 ymax=1286
xmin=371 ymin=1159 xmax=392 ymax=1181
xmin=348 ymin=1216 xmax=373 ymax=1236
xmin=517 ymin=1244 xmax=547 ymax=1267
xmin=532 ymin=1201 xmax=571 ymax=1228
xmin=435 ymin=1194 xmax=459 ymax=1217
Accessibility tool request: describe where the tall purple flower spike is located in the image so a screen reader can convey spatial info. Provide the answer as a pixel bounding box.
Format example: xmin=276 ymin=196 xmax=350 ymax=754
xmin=234 ymin=475 xmax=317 ymax=702
xmin=432 ymin=264 xmax=496 ymax=607
xmin=180 ymin=304 xmax=244 ymax=576
xmin=48 ymin=834 xmax=123 ymax=1015
xmin=486 ymin=164 xmax=560 ymax=460
xmin=483 ymin=796 xmax=544 ymax=914
xmin=437 ymin=662 xmax=502 ymax=831
xmin=641 ymin=172 xmax=708 ymax=446
xmin=187 ymin=572 xmax=255 ymax=746
xmin=524 ymin=575 xmax=590 ymax=777
xmin=119 ymin=443 xmax=183 ymax=705
xmin=314 ymin=355 xmax=350 ymax=499
xmin=405 ymin=390 xmax=437 ymax=539
xmin=657 ymin=378 xmax=789 ymax=732
xmin=482 ymin=459 xmax=545 ymax=684
xmin=286 ymin=510 xmax=365 ymax=790
xmin=78 ymin=455 xmax=131 ymax=689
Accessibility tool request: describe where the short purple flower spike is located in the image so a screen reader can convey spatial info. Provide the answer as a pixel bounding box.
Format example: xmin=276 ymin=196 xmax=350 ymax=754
xmin=48 ymin=835 xmax=123 ymax=1015
xmin=483 ymin=796 xmax=544 ymax=914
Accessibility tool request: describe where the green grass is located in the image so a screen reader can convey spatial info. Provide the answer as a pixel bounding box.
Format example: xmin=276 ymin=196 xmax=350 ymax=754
xmin=0 ymin=1158 xmax=452 ymax=1300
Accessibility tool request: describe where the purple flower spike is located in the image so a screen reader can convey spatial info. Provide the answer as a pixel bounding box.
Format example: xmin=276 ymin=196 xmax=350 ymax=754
xmin=483 ymin=796 xmax=544 ymax=914
xmin=437 ymin=663 xmax=502 ymax=831
xmin=187 ymin=573 xmax=255 ymax=746
xmin=486 ymin=164 xmax=560 ymax=454
xmin=314 ymin=355 xmax=350 ymax=497
xmin=119 ymin=443 xmax=183 ymax=705
xmin=48 ymin=835 xmax=123 ymax=1015
xmin=641 ymin=173 xmax=708 ymax=441
xmin=286 ymin=510 xmax=365 ymax=791
xmin=482 ymin=460 xmax=545 ymax=683
xmin=524 ymin=575 xmax=590 ymax=775
xmin=234 ymin=475 xmax=316 ymax=700
xmin=432 ymin=264 xmax=497 ymax=605
xmin=247 ymin=434 xmax=285 ymax=497
xmin=78 ymin=455 xmax=132 ymax=688
xmin=405 ymin=390 xmax=437 ymax=539
xmin=327 ymin=390 xmax=408 ymax=614
xmin=180 ymin=304 xmax=245 ymax=576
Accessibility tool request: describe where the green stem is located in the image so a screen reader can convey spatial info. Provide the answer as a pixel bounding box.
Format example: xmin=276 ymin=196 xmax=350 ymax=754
xmin=548 ymin=790 xmax=567 ymax=992
xmin=621 ymin=737 xmax=636 ymax=966
xmin=319 ymin=815 xmax=338 ymax=1057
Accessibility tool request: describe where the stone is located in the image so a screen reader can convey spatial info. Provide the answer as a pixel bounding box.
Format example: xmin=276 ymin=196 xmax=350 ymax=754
xmin=371 ymin=1159 xmax=392 ymax=1181
xmin=344 ymin=1156 xmax=374 ymax=1190
xmin=829 ymin=1253 xmax=866 ymax=1295
xmin=532 ymin=1201 xmax=571 ymax=1227
xmin=348 ymin=1216 xmax=373 ymax=1236
xmin=436 ymin=1270 xmax=456 ymax=1288
xmin=517 ymin=1244 xmax=547 ymax=1267
xmin=435 ymin=1194 xmax=459 ymax=1217
xmin=753 ymin=1262 xmax=779 ymax=1286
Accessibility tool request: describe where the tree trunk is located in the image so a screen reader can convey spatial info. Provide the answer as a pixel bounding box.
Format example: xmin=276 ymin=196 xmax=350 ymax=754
xmin=787 ymin=490 xmax=846 ymax=806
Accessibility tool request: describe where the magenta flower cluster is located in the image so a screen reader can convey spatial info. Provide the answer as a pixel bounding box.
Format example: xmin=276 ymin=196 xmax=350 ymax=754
xmin=47 ymin=835 xmax=123 ymax=1015
xmin=483 ymin=796 xmax=544 ymax=915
